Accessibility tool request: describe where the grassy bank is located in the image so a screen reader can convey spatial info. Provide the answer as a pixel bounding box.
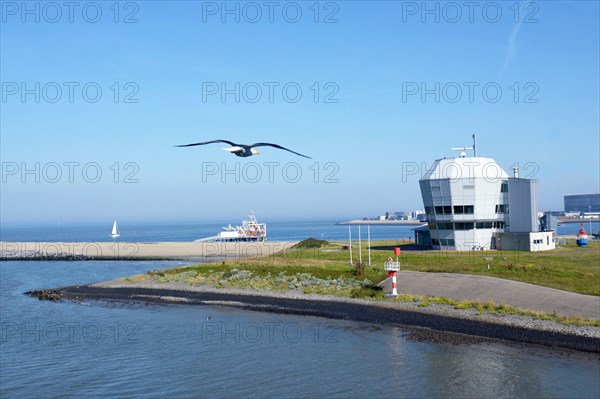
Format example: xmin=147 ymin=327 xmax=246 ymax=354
xmin=115 ymin=239 xmax=600 ymax=326
xmin=139 ymin=259 xmax=388 ymax=299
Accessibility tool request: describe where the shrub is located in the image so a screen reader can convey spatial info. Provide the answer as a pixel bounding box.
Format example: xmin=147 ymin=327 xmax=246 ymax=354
xmin=354 ymin=262 xmax=366 ymax=276
xmin=292 ymin=238 xmax=329 ymax=248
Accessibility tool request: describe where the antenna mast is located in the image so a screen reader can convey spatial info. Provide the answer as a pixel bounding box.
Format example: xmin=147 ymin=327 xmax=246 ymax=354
xmin=451 ymin=134 xmax=478 ymax=158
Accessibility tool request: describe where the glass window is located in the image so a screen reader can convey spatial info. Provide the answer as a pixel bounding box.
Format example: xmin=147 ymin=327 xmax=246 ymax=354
xmin=455 ymin=223 xmax=474 ymax=230
xmin=432 ymin=239 xmax=440 ymax=246
xmin=501 ymin=183 xmax=508 ymax=193
xmin=435 ymin=206 xmax=444 ymax=215
xmin=443 ymin=206 xmax=452 ymax=214
xmin=453 ymin=206 xmax=464 ymax=214
xmin=464 ymin=205 xmax=474 ymax=214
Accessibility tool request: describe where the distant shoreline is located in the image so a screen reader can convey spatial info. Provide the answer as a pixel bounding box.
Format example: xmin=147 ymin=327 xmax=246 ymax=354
xmin=557 ymin=217 xmax=600 ymax=224
xmin=27 ymin=281 xmax=600 ymax=353
xmin=336 ymin=220 xmax=424 ymax=225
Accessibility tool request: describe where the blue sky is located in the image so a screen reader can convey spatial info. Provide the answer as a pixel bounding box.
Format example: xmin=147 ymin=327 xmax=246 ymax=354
xmin=1 ymin=0 xmax=599 ymax=225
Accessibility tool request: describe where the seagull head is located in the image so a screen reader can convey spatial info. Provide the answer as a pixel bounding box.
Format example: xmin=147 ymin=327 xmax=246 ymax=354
xmin=251 ymin=148 xmax=261 ymax=155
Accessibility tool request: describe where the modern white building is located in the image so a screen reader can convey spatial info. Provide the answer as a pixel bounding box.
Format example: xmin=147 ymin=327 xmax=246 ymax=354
xmin=418 ymin=143 xmax=555 ymax=252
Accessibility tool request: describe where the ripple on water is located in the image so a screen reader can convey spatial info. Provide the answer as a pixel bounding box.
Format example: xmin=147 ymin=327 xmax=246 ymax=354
xmin=1 ymin=260 xmax=599 ymax=398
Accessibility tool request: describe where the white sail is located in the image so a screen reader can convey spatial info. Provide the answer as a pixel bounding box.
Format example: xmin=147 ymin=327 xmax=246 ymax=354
xmin=110 ymin=221 xmax=120 ymax=237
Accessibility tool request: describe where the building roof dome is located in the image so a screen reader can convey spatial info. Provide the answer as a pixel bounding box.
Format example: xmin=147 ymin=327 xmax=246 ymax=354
xmin=420 ymin=157 xmax=509 ymax=181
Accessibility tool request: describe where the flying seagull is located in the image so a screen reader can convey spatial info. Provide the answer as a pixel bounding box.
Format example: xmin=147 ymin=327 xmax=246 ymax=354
xmin=174 ymin=140 xmax=311 ymax=158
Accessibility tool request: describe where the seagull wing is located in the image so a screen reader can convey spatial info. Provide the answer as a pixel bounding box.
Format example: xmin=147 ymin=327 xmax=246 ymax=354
xmin=250 ymin=143 xmax=312 ymax=159
xmin=174 ymin=139 xmax=238 ymax=147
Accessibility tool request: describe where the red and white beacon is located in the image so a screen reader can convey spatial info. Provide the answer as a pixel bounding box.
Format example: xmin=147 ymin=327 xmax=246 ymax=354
xmin=384 ymin=247 xmax=401 ymax=296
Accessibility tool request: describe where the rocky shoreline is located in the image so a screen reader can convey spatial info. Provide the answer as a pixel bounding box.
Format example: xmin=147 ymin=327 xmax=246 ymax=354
xmin=27 ymin=281 xmax=600 ymax=353
xmin=2 ymin=249 xmax=87 ymax=261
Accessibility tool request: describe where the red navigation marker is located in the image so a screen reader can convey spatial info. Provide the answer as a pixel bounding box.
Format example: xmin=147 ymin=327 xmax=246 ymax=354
xmin=394 ymin=247 xmax=400 ymax=256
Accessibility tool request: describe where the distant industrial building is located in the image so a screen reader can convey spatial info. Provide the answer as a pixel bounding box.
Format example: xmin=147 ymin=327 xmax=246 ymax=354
xmin=379 ymin=210 xmax=426 ymax=221
xmin=409 ymin=210 xmax=426 ymax=220
xmin=385 ymin=211 xmax=405 ymax=220
xmin=416 ymin=138 xmax=555 ymax=252
xmin=564 ymin=194 xmax=600 ymax=213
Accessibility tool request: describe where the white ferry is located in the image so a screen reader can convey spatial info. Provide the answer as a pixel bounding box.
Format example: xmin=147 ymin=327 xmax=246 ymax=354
xmin=195 ymin=212 xmax=267 ymax=242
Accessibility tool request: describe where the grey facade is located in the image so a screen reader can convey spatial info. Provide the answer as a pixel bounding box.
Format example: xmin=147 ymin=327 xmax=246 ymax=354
xmin=507 ymin=178 xmax=537 ymax=232
xmin=540 ymin=214 xmax=558 ymax=232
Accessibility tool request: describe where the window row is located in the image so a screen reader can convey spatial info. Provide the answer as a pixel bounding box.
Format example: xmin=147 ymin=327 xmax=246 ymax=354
xmin=424 ymin=205 xmax=475 ymax=215
xmin=475 ymin=221 xmax=505 ymax=229
xmin=425 ymin=204 xmax=508 ymax=216
xmin=429 ymin=221 xmax=505 ymax=230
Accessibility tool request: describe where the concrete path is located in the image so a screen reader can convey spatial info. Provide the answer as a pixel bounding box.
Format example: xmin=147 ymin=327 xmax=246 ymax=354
xmin=381 ymin=271 xmax=600 ymax=319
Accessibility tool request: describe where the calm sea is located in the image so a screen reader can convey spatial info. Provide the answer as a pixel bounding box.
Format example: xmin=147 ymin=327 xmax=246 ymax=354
xmin=1 ymin=220 xmax=598 ymax=242
xmin=1 ymin=221 xmax=599 ymax=398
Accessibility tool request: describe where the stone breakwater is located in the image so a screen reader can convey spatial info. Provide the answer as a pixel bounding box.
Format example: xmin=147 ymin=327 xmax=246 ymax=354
xmin=2 ymin=249 xmax=86 ymax=260
xmin=26 ymin=282 xmax=600 ymax=353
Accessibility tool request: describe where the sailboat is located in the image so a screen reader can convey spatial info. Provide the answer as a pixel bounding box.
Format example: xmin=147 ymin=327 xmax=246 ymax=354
xmin=110 ymin=221 xmax=120 ymax=238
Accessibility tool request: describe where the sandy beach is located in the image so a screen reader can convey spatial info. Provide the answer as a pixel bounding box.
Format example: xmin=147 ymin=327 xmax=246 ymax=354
xmin=1 ymin=241 xmax=297 ymax=260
